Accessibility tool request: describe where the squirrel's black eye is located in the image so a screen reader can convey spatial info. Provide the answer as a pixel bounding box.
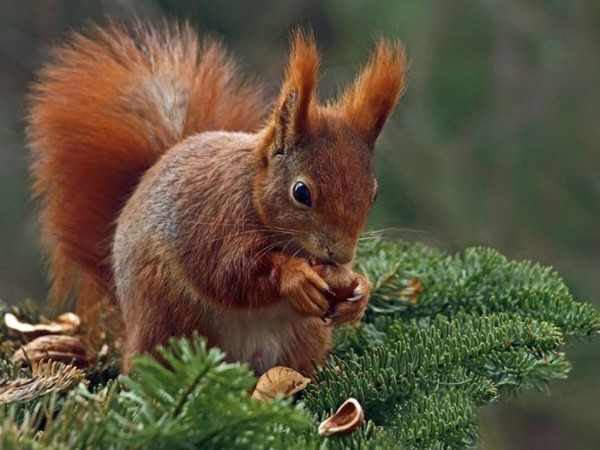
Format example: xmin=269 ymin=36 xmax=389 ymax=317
xmin=292 ymin=181 xmax=312 ymax=207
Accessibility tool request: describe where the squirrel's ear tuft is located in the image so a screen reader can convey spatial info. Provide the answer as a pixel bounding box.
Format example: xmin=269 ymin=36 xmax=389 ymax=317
xmin=270 ymin=29 xmax=320 ymax=152
xmin=339 ymin=39 xmax=406 ymax=148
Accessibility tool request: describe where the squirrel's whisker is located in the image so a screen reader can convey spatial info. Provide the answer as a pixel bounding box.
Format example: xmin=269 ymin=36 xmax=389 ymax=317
xmin=177 ymin=219 xmax=310 ymax=235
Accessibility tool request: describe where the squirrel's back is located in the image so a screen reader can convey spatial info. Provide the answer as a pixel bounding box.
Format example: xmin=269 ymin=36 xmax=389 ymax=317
xmin=28 ymin=22 xmax=267 ymax=308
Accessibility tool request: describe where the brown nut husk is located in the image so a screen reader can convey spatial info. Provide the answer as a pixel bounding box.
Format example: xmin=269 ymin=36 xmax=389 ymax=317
xmin=399 ymin=277 xmax=421 ymax=304
xmin=251 ymin=366 xmax=311 ymax=402
xmin=11 ymin=334 xmax=89 ymax=368
xmin=318 ymin=397 xmax=365 ymax=437
xmin=4 ymin=312 xmax=81 ymax=340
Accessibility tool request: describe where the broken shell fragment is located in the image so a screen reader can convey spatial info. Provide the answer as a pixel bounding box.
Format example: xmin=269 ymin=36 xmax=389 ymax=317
xmin=318 ymin=397 xmax=365 ymax=437
xmin=251 ymin=366 xmax=311 ymax=402
xmin=11 ymin=334 xmax=89 ymax=368
xmin=4 ymin=312 xmax=81 ymax=340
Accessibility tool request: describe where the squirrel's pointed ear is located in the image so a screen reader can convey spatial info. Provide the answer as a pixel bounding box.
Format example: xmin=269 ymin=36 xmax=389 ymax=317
xmin=339 ymin=39 xmax=406 ymax=148
xmin=270 ymin=30 xmax=319 ymax=153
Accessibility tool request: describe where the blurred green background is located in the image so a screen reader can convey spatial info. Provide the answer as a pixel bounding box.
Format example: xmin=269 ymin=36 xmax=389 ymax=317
xmin=0 ymin=0 xmax=598 ymax=448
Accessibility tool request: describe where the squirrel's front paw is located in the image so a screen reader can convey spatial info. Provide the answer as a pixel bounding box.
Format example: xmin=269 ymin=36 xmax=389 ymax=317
xmin=324 ymin=274 xmax=372 ymax=326
xmin=280 ymin=259 xmax=330 ymax=317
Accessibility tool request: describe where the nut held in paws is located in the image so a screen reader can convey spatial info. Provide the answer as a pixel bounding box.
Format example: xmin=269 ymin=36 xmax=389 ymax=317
xmin=311 ymin=265 xmax=358 ymax=301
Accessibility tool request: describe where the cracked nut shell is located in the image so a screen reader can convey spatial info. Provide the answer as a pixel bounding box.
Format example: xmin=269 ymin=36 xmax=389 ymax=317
xmin=11 ymin=335 xmax=89 ymax=368
xmin=251 ymin=366 xmax=311 ymax=402
xmin=318 ymin=397 xmax=365 ymax=437
xmin=4 ymin=312 xmax=80 ymax=340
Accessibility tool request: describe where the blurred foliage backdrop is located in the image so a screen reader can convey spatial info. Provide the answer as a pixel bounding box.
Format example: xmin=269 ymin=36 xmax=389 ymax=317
xmin=0 ymin=0 xmax=598 ymax=448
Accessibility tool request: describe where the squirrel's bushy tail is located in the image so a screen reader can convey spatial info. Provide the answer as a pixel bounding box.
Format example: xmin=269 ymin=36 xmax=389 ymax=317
xmin=28 ymin=22 xmax=267 ymax=307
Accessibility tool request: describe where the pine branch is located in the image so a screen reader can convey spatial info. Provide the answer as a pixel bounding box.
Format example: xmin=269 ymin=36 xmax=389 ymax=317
xmin=112 ymin=337 xmax=310 ymax=449
xmin=0 ymin=239 xmax=598 ymax=449
xmin=309 ymin=314 xmax=558 ymax=412
xmin=0 ymin=360 xmax=86 ymax=404
xmin=395 ymin=391 xmax=479 ymax=448
xmin=356 ymin=240 xmax=600 ymax=337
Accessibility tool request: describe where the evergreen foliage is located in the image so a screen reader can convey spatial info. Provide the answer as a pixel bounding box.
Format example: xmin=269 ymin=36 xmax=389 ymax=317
xmin=1 ymin=239 xmax=598 ymax=449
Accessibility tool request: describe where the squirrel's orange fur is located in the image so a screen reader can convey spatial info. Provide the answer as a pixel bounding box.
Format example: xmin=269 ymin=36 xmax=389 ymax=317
xmin=28 ymin=23 xmax=406 ymax=374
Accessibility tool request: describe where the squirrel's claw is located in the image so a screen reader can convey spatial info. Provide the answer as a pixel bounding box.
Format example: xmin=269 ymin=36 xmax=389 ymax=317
xmin=347 ymin=293 xmax=364 ymax=302
xmin=322 ymin=312 xmax=342 ymax=327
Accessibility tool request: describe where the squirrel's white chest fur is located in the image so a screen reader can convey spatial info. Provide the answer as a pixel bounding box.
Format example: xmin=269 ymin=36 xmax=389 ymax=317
xmin=200 ymin=299 xmax=316 ymax=374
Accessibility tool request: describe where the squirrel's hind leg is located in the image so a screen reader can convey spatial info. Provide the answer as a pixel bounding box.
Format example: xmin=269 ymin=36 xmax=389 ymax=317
xmin=118 ymin=281 xmax=211 ymax=372
xmin=283 ymin=322 xmax=331 ymax=374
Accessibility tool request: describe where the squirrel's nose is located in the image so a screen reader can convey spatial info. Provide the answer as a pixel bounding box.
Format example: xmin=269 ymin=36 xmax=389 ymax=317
xmin=325 ymin=246 xmax=353 ymax=265
xmin=322 ymin=247 xmax=336 ymax=265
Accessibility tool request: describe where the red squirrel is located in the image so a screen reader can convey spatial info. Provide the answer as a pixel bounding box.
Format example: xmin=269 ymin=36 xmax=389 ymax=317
xmin=28 ymin=23 xmax=406 ymax=374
